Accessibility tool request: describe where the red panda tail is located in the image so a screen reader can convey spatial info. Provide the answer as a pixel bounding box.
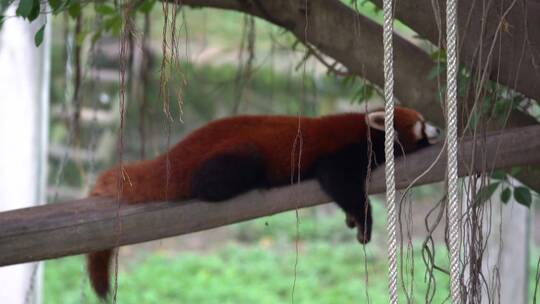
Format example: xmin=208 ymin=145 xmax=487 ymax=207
xmin=87 ymin=249 xmax=114 ymax=300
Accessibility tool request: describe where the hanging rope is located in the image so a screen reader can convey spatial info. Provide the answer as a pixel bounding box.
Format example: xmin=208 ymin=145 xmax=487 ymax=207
xmin=382 ymin=0 xmax=398 ymax=303
xmin=445 ymin=0 xmax=461 ymax=302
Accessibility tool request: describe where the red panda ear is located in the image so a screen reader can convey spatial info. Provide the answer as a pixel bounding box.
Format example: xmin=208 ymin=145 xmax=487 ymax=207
xmin=366 ymin=111 xmax=386 ymax=131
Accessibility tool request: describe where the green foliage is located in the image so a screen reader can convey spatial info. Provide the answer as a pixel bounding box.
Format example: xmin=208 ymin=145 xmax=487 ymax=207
xmin=511 ymin=166 xmax=523 ymax=176
xmin=500 ymin=187 xmax=511 ymax=204
xmin=8 ymin=0 xmax=46 ymax=46
xmin=426 ymin=44 xmax=532 ymax=128
xmin=47 ymin=0 xmax=65 ymax=13
xmin=491 ymin=170 xmax=507 ymax=180
xmin=16 ymin=0 xmax=37 ymax=20
xmin=474 ymin=169 xmax=537 ymax=207
xmin=103 ymin=14 xmax=122 ymax=35
xmin=340 ymin=75 xmax=381 ymax=105
xmin=137 ymin=0 xmax=156 ymax=14
xmin=427 ymin=49 xmax=446 ymax=80
xmin=426 ymin=42 xmax=536 ymax=206
xmin=427 ymin=48 xmax=471 ymax=106
xmin=0 ymin=0 xmax=13 ymax=14
xmin=94 ymin=3 xmax=115 ymax=15
xmin=475 ymin=182 xmax=500 ymax=206
xmin=34 ymin=23 xmax=45 ymax=46
xmin=67 ymin=1 xmax=81 ymax=18
xmin=514 ymin=186 xmax=532 ymax=207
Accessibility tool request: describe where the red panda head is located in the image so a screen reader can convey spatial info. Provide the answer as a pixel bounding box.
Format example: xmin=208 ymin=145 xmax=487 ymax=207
xmin=366 ymin=107 xmax=441 ymax=153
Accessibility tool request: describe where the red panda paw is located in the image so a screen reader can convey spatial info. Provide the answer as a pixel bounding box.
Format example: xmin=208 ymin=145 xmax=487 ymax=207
xmin=356 ymin=226 xmax=371 ymax=244
xmin=345 ymin=213 xmax=357 ymax=229
xmin=344 ymin=214 xmax=370 ymax=243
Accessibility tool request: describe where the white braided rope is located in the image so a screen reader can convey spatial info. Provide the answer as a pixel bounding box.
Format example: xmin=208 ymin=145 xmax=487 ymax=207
xmin=382 ymin=0 xmax=398 ymax=303
xmin=445 ymin=0 xmax=461 ymax=302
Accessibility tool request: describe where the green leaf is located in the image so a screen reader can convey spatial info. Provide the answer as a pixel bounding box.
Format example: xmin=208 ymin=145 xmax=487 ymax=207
xmin=510 ymin=166 xmax=522 ymax=176
xmin=1 ymin=0 xmax=13 ymax=11
xmin=138 ymin=0 xmax=156 ymax=13
xmin=104 ymin=15 xmax=122 ymax=35
xmin=23 ymin=0 xmax=41 ymax=21
xmin=491 ymin=170 xmax=506 ymax=180
xmin=75 ymin=29 xmax=88 ymax=45
xmin=68 ymin=2 xmax=81 ymax=18
xmin=430 ymin=49 xmax=446 ymax=61
xmin=90 ymin=29 xmax=103 ymax=45
xmin=500 ymin=188 xmax=511 ymax=204
xmin=352 ymin=84 xmax=373 ymax=104
xmin=34 ymin=23 xmax=45 ymax=46
xmin=48 ymin=0 xmax=64 ymax=13
xmin=16 ymin=0 xmax=34 ymax=18
xmin=95 ymin=4 xmax=115 ymax=15
xmin=427 ymin=64 xmax=445 ymax=80
xmin=341 ymin=75 xmax=356 ymax=88
xmin=475 ymin=182 xmax=500 ymax=205
xmin=514 ymin=186 xmax=532 ymax=207
xmin=493 ymin=99 xmax=510 ymax=115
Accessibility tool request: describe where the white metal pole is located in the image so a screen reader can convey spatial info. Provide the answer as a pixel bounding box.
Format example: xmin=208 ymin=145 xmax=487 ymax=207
xmin=0 ymin=6 xmax=50 ymax=304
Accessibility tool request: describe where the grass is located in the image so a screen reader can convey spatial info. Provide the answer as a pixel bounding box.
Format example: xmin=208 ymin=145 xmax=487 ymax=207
xmin=44 ymin=242 xmax=452 ymax=304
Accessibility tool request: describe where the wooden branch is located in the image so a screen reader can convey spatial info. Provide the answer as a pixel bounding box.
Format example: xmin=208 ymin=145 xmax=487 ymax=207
xmin=0 ymin=126 xmax=539 ymax=266
xmin=178 ymin=0 xmax=539 ymax=130
xmin=371 ymin=0 xmax=540 ymax=104
xmin=180 ymin=0 xmax=445 ymax=123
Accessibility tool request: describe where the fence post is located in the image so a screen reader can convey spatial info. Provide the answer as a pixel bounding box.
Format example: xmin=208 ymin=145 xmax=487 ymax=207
xmin=463 ymin=177 xmax=530 ymax=303
xmin=0 ymin=6 xmax=50 ymax=304
xmin=485 ymin=178 xmax=530 ymax=304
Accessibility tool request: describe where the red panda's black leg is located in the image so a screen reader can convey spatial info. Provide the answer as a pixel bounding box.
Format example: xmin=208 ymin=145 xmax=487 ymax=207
xmin=345 ymin=213 xmax=357 ymax=228
xmin=315 ymin=144 xmax=373 ymax=244
xmin=191 ymin=151 xmax=266 ymax=202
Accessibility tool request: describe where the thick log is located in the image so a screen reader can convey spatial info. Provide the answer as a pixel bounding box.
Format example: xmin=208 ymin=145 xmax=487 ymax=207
xmin=0 ymin=126 xmax=539 ymax=266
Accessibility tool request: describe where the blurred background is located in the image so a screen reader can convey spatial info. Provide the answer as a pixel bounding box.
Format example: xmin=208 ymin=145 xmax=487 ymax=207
xmin=0 ymin=1 xmax=537 ymax=303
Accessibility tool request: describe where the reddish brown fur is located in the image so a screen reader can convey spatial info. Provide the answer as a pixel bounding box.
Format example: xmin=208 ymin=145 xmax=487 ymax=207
xmin=87 ymin=107 xmax=425 ymax=298
xmin=393 ymin=107 xmax=428 ymax=151
xmin=91 ymin=114 xmax=365 ymax=202
xmin=87 ymin=249 xmax=114 ymax=299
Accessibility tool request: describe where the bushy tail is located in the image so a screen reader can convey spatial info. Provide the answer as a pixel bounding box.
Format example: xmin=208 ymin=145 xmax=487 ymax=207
xmin=87 ymin=249 xmax=114 ymax=300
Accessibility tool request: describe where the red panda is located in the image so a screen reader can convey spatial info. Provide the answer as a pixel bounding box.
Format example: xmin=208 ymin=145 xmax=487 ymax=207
xmin=87 ymin=107 xmax=440 ymax=299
